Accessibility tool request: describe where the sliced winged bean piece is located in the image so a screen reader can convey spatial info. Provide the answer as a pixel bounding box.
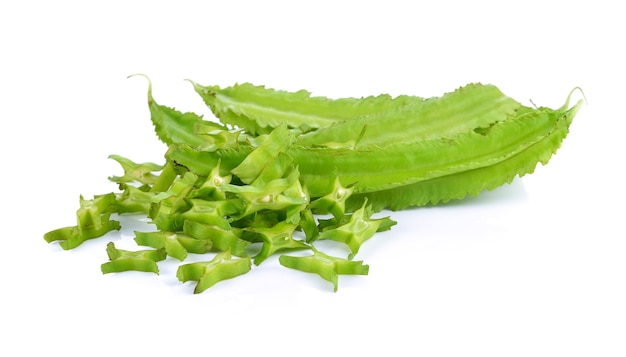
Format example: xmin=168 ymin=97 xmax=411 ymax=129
xmin=150 ymin=196 xmax=186 ymax=232
xmin=76 ymin=193 xmax=118 ymax=229
xmin=183 ymin=220 xmax=250 ymax=257
xmin=252 ymin=152 xmax=294 ymax=187
xmin=230 ymin=211 xmax=283 ymax=233
xmin=181 ymin=199 xmax=242 ymax=227
xmin=230 ymin=124 xmax=294 ymax=185
xmin=279 ymin=249 xmax=369 ymax=292
xmin=149 ymin=171 xmax=198 ymax=231
xmin=308 ymin=177 xmax=355 ymax=221
xmin=248 ymin=221 xmax=309 ymax=265
xmin=189 ymin=160 xmax=232 ymax=200
xmin=176 ymin=250 xmax=252 ymax=293
xmin=108 ymin=154 xmax=164 ymax=185
xmin=316 ymin=201 xmax=395 ymax=259
xmin=134 ymin=231 xmax=212 ymax=261
xmin=317 ymin=213 xmax=397 ymax=233
xmin=299 ymin=209 xmax=320 ymax=242
xmin=44 ymin=193 xmax=121 ymax=250
xmin=194 ymin=124 xmax=243 ymax=152
xmin=114 ymin=184 xmax=155 ymax=214
xmin=150 ymin=161 xmax=178 ymax=193
xmin=220 ymin=169 xmax=308 ymax=223
xmin=101 ymin=242 xmax=166 ymax=274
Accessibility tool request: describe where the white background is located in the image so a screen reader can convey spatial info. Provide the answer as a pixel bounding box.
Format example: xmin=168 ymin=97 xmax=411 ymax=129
xmin=1 ymin=1 xmax=624 ymax=356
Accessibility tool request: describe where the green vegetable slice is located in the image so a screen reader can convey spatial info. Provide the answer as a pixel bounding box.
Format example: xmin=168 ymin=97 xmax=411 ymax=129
xmin=229 ymin=123 xmax=294 ymax=185
xmin=101 ymin=242 xmax=166 ymax=274
xmin=182 ymin=220 xmax=251 ymax=258
xmin=108 ymin=154 xmax=164 ymax=185
xmin=308 ymin=177 xmax=355 ymax=221
xmin=44 ymin=193 xmax=121 ymax=250
xmin=247 ymin=221 xmax=309 ymax=265
xmin=317 ymin=200 xmax=396 ymax=259
xmin=279 ymin=248 xmax=370 ymax=292
xmin=114 ymin=184 xmax=155 ymax=214
xmin=176 ymin=250 xmax=252 ymax=293
xmin=134 ymin=231 xmax=212 ymax=261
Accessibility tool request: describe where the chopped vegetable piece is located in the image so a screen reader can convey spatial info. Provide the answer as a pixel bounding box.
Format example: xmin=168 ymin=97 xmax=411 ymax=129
xmin=279 ymin=248 xmax=370 ymax=292
xmin=101 ymin=242 xmax=166 ymax=274
xmin=248 ymin=221 xmax=309 ymax=265
xmin=229 ymin=123 xmax=294 ymax=185
xmin=134 ymin=231 xmax=212 ymax=261
xmin=176 ymin=250 xmax=252 ymax=293
xmin=182 ymin=220 xmax=251 ymax=257
xmin=308 ymin=177 xmax=355 ymax=221
xmin=44 ymin=194 xmax=121 ymax=250
xmin=316 ymin=200 xmax=396 ymax=259
xmin=108 ymin=154 xmax=164 ymax=185
xmin=114 ymin=184 xmax=155 ymax=214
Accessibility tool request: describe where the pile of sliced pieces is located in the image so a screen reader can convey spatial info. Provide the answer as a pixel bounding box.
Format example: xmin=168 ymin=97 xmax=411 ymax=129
xmin=44 ymin=76 xmax=583 ymax=292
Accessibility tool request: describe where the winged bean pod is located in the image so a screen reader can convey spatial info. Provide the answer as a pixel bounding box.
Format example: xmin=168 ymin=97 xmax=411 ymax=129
xmin=296 ymin=83 xmax=521 ymax=147
xmin=166 ymin=96 xmax=580 ymax=209
xmin=191 ymin=81 xmax=421 ymax=135
xmin=346 ymin=93 xmax=583 ymax=210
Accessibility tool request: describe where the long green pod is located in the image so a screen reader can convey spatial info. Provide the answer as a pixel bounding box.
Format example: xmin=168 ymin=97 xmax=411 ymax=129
xmin=190 ymin=81 xmax=421 ymax=135
xmin=166 ymin=96 xmax=580 ymax=211
xmin=293 ymin=102 xmax=575 ymax=195
xmin=135 ymin=79 xmax=581 ymax=206
xmin=296 ymin=83 xmax=521 ymax=147
xmin=346 ymin=96 xmax=584 ymax=211
xmin=158 ymin=80 xmax=583 ymax=212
